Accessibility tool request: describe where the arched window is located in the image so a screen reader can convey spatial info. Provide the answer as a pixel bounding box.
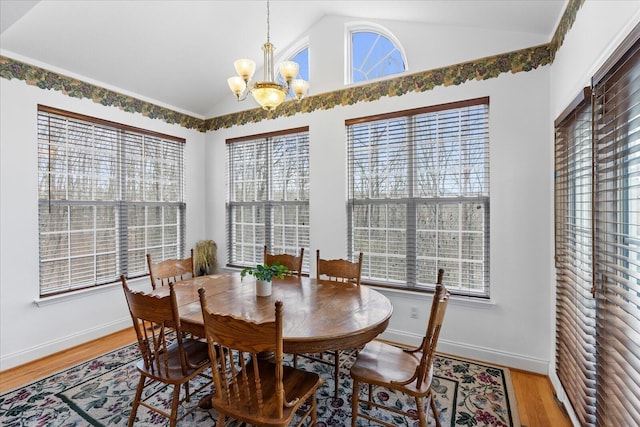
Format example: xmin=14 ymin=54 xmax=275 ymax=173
xmin=290 ymin=47 xmax=309 ymax=82
xmin=348 ymin=25 xmax=406 ymax=83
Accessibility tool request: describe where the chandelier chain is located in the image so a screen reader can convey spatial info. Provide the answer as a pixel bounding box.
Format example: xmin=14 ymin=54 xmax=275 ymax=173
xmin=266 ymin=0 xmax=271 ymax=43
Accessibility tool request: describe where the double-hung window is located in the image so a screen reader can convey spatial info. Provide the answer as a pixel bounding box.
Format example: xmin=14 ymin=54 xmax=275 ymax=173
xmin=347 ymin=97 xmax=490 ymax=296
xmin=38 ymin=106 xmax=185 ymax=297
xmin=226 ymin=127 xmax=310 ymax=270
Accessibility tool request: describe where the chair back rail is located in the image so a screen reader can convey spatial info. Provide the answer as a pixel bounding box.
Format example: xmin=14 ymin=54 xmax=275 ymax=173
xmin=316 ymin=250 xmax=363 ymax=285
xmin=264 ymin=246 xmax=304 ymax=276
xmin=147 ymin=249 xmax=194 ymax=290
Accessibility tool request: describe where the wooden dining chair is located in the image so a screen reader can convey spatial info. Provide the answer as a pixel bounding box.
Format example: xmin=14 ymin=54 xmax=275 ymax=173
xmin=350 ymin=269 xmax=450 ymax=427
xmin=198 ymin=288 xmax=323 ymax=427
xmin=264 ymin=245 xmax=304 ymax=276
xmin=316 ymin=249 xmax=363 ymax=285
xmin=121 ymin=276 xmax=212 ymax=427
xmin=146 ymin=249 xmax=194 ymax=290
xmin=294 ymin=249 xmax=364 ymax=399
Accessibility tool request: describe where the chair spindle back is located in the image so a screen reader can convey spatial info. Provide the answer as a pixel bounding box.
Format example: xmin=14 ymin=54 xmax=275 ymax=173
xmin=122 ymin=277 xmax=185 ymax=376
xmin=199 ymin=288 xmax=286 ymax=420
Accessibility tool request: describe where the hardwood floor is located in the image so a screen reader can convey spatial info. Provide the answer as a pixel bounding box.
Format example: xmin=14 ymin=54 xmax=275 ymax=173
xmin=511 ymin=368 xmax=572 ymax=427
xmin=0 ymin=328 xmax=138 ymax=393
xmin=0 ymin=328 xmax=572 ymax=426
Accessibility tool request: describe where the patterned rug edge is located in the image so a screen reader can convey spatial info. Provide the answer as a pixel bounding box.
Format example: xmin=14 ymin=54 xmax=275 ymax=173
xmin=1 ymin=342 xmax=523 ymax=427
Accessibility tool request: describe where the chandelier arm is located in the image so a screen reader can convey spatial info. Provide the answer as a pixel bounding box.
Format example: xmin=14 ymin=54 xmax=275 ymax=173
xmin=235 ymin=87 xmax=252 ymax=102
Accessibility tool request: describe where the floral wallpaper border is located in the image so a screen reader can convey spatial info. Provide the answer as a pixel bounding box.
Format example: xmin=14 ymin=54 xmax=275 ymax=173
xmin=1 ymin=0 xmax=583 ymax=133
xmin=0 ymin=56 xmax=206 ymax=132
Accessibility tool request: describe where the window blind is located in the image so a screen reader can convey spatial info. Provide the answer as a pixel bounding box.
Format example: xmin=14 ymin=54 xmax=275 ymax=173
xmin=38 ymin=106 xmax=185 ymax=296
xmin=592 ymin=33 xmax=640 ymax=426
xmin=226 ymin=127 xmax=310 ymax=270
xmin=554 ymin=26 xmax=639 ymax=427
xmin=347 ymin=97 xmax=490 ymax=296
xmin=554 ymin=88 xmax=597 ymax=426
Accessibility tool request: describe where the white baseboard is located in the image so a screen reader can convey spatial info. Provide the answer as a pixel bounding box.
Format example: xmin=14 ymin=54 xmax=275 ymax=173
xmin=3 ymin=321 xmax=550 ymax=375
xmin=549 ymin=371 xmax=580 ymax=426
xmin=380 ymin=328 xmax=549 ymax=375
xmin=0 ymin=318 xmax=131 ymax=371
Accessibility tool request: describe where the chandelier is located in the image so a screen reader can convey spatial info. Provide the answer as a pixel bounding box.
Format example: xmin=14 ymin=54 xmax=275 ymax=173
xmin=227 ymin=0 xmax=309 ymax=111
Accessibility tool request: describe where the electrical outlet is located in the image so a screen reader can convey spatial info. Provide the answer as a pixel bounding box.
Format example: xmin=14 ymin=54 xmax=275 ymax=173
xmin=410 ymin=306 xmax=419 ymax=319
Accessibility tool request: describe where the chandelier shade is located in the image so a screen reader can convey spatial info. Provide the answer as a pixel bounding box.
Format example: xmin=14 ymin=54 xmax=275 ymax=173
xmin=227 ymin=0 xmax=308 ymax=110
xmin=251 ymin=82 xmax=287 ymax=111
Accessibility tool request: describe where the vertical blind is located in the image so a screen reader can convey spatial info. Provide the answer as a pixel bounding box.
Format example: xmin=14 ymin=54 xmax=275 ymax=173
xmin=346 ymin=97 xmax=490 ymax=295
xmin=38 ymin=106 xmax=185 ymax=296
xmin=554 ymin=27 xmax=639 ymax=426
xmin=592 ymin=33 xmax=640 ymax=426
xmin=554 ymin=89 xmax=597 ymax=426
xmin=226 ymin=127 xmax=310 ymax=270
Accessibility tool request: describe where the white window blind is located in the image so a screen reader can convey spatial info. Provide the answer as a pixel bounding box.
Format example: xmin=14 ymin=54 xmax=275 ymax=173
xmin=226 ymin=127 xmax=309 ymax=270
xmin=347 ymin=97 xmax=490 ymax=296
xmin=38 ymin=106 xmax=185 ymax=296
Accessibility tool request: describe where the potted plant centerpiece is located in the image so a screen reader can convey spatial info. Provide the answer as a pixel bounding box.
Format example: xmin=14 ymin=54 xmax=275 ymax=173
xmin=240 ymin=262 xmax=289 ymax=296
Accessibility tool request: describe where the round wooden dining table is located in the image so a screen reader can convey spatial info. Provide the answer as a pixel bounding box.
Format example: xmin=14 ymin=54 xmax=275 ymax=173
xmin=153 ymin=272 xmax=393 ymax=354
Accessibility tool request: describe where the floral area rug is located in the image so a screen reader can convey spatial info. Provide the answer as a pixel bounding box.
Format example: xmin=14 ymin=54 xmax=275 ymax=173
xmin=0 ymin=342 xmax=520 ymax=427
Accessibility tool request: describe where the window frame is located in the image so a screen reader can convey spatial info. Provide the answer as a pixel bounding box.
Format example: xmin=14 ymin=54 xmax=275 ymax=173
xmin=226 ymin=126 xmax=310 ymax=271
xmin=346 ymin=97 xmax=490 ymax=297
xmin=346 ymin=22 xmax=407 ymax=84
xmin=37 ymin=105 xmax=186 ymax=297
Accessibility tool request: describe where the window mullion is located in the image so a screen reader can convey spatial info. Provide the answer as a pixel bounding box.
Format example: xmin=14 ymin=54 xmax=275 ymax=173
xmin=407 ymin=116 xmax=417 ymax=287
xmin=118 ymin=130 xmax=128 ymax=276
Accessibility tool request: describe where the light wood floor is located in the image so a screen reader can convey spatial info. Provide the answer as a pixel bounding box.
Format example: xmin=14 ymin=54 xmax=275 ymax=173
xmin=0 ymin=328 xmax=572 ymax=427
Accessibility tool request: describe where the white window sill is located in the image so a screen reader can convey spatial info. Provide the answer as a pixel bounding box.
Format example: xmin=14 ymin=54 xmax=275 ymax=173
xmin=367 ymin=284 xmax=496 ymax=308
xmin=34 ymin=276 xmax=148 ymax=307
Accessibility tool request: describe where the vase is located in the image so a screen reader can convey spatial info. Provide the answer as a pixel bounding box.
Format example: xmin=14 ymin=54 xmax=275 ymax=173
xmin=256 ymin=280 xmax=272 ymax=297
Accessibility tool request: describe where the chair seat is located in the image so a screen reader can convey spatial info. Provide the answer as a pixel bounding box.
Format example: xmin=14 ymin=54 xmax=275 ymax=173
xmin=136 ymin=338 xmax=210 ymax=383
xmin=213 ymin=359 xmax=322 ymax=427
xmin=350 ymin=340 xmax=434 ymax=396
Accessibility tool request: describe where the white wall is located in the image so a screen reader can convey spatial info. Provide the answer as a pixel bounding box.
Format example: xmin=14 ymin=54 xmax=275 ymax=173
xmin=0 ymin=77 xmax=207 ymax=370
xmin=547 ymin=2 xmax=640 ymax=425
xmin=551 ymin=1 xmax=640 ymax=117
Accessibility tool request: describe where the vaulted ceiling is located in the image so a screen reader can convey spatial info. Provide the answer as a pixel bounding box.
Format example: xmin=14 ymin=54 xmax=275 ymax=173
xmin=0 ymin=0 xmax=567 ymax=118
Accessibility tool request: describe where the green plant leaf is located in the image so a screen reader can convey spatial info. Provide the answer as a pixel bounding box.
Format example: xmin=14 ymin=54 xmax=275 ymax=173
xmin=240 ymin=262 xmax=290 ymax=281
